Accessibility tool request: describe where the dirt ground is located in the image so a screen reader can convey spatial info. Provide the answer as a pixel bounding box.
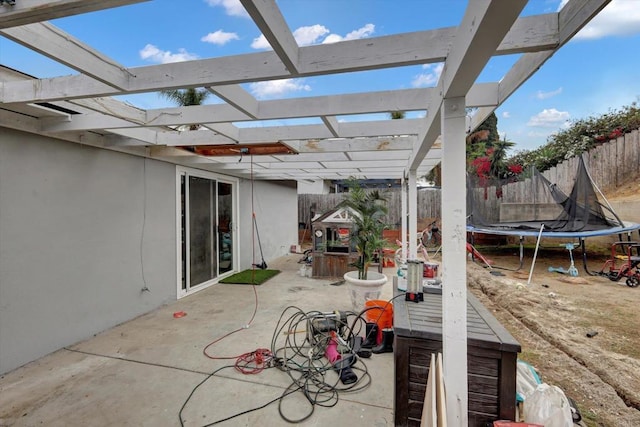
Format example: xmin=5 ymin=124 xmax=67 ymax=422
xmin=465 ymin=241 xmax=640 ymax=427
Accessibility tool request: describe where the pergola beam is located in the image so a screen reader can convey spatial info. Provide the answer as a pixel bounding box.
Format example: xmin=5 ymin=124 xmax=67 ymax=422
xmin=239 ymin=0 xmax=299 ymax=74
xmin=0 ymin=0 xmax=148 ymax=29
xmin=559 ymin=0 xmax=611 ymax=45
xmin=39 ymin=85 xmax=502 ymax=133
xmin=1 ymin=22 xmax=131 ymax=90
xmin=321 ymin=116 xmax=339 ymax=137
xmin=467 ymin=0 xmax=612 ymax=133
xmin=207 ymin=85 xmax=259 ymax=119
xmin=285 ymin=136 xmax=416 ymax=153
xmin=0 ymin=13 xmax=559 ymax=104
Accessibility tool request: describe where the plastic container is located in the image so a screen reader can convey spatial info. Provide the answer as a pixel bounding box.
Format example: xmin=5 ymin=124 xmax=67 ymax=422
xmin=423 ymin=262 xmax=439 ymax=278
xmin=364 ymin=299 xmax=393 ymax=344
xmin=364 ymin=299 xmax=394 ymax=330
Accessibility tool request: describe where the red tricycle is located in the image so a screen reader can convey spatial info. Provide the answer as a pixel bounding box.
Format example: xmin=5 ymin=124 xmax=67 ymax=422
xmin=598 ymin=241 xmax=640 ymax=287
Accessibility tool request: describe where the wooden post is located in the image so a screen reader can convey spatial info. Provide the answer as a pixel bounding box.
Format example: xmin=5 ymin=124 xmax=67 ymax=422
xmin=441 ymin=96 xmax=468 ymax=426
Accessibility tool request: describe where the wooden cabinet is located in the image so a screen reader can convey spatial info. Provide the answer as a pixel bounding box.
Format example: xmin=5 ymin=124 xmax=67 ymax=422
xmin=393 ymin=287 xmax=521 ymax=426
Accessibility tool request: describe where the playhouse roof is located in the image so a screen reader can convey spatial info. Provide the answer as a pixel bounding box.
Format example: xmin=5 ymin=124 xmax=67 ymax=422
xmin=312 ymin=204 xmax=358 ymax=225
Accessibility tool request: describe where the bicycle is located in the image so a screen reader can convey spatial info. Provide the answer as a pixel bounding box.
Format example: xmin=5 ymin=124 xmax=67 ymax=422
xmin=421 ymin=219 xmax=442 ymax=256
xmin=393 ymin=219 xmax=442 ymax=266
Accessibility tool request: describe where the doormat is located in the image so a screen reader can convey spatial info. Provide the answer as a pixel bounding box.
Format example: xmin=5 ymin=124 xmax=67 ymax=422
xmin=219 ymin=269 xmax=281 ymax=285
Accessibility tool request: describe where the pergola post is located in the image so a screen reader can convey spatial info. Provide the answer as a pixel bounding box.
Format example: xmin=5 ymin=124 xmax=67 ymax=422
xmin=408 ymin=169 xmax=418 ymax=258
xmin=441 ymin=96 xmax=468 ymax=426
xmin=401 ymin=175 xmax=408 ymax=260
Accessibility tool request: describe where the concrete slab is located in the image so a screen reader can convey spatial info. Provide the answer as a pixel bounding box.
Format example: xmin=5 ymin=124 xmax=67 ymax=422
xmin=0 ymin=254 xmax=397 ymax=426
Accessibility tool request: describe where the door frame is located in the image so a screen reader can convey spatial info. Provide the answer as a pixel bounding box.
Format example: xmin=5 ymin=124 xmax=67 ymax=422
xmin=175 ymin=166 xmax=239 ymax=298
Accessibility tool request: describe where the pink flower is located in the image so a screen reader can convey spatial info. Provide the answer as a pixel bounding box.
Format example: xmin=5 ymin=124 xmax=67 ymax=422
xmin=508 ymin=164 xmax=523 ymax=175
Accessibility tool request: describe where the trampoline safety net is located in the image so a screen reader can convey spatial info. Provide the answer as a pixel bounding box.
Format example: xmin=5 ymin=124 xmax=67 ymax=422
xmin=467 ymin=156 xmax=624 ymax=233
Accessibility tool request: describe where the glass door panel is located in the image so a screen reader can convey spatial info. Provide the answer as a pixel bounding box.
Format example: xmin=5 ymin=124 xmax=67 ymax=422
xmin=188 ymin=176 xmax=217 ymax=287
xmin=217 ymin=182 xmax=233 ymax=274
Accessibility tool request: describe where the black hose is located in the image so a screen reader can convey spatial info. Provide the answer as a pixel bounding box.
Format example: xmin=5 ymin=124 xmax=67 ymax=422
xmin=253 ymin=213 xmax=268 ymax=269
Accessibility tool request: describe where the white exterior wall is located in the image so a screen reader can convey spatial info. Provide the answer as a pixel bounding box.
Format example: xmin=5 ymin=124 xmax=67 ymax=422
xmin=238 ymin=180 xmax=298 ymax=269
xmin=0 ymin=128 xmax=177 ymax=374
xmin=0 ymin=128 xmax=299 ymax=375
xmin=297 ymin=180 xmax=330 ymax=194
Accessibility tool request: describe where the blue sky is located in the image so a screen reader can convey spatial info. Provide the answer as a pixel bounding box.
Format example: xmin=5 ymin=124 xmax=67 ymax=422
xmin=2 ymin=0 xmax=639 ymax=153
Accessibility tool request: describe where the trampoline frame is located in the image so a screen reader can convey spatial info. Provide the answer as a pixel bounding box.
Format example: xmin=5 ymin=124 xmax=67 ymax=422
xmin=467 ymin=223 xmax=640 ymax=275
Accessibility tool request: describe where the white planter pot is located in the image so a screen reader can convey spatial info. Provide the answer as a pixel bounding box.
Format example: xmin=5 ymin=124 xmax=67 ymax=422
xmin=343 ymin=270 xmax=388 ymax=311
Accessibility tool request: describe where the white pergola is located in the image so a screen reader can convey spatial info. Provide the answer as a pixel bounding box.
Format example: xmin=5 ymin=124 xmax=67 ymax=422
xmin=0 ymin=1 xmax=611 ymax=424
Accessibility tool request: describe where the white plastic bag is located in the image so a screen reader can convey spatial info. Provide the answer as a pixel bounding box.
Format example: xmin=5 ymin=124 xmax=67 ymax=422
xmin=516 ymin=360 xmax=542 ymax=403
xmin=523 ymin=383 xmax=573 ymax=427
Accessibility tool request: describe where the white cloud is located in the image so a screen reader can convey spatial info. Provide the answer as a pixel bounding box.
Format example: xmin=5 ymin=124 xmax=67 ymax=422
xmin=411 ymin=63 xmax=444 ymax=87
xmin=502 ymin=111 xmax=511 ymax=119
xmin=201 ymin=30 xmax=239 ymax=45
xmin=205 ymin=0 xmax=248 ymax=18
xmin=345 ymin=24 xmax=375 ymax=40
xmin=249 ymin=79 xmax=311 ymax=99
xmin=294 ymin=25 xmax=331 ymax=46
xmin=251 ymin=23 xmax=374 ymax=50
xmin=536 ymin=87 xmax=563 ymax=100
xmin=322 ymin=34 xmax=343 ymax=44
xmin=559 ymin=0 xmax=640 ymax=39
xmin=139 ymin=44 xmax=198 ymax=64
xmin=527 ymin=108 xmax=570 ymax=127
xmin=322 ymin=24 xmax=375 ymax=44
xmin=251 ymin=34 xmax=270 ymax=49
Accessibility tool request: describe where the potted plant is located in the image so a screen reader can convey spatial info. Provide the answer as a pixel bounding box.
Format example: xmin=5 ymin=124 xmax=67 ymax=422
xmin=341 ymin=178 xmax=389 ymax=310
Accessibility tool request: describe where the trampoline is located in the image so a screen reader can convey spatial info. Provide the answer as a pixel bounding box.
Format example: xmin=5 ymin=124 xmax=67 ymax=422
xmin=466 ymin=156 xmax=640 ymax=274
xmin=467 ymin=222 xmax=640 ymax=273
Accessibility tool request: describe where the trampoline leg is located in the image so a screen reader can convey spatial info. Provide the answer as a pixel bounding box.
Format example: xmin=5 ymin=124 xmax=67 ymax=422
xmin=580 ymin=238 xmax=595 ymax=276
xmin=518 ymin=236 xmax=524 ymax=271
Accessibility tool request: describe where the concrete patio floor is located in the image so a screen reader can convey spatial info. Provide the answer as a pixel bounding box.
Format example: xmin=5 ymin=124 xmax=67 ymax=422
xmin=0 ymin=255 xmax=396 ymax=427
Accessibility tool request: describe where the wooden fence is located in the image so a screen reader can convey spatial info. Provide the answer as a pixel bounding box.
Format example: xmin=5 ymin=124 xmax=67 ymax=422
xmin=298 ymin=129 xmax=640 ymax=226
xmin=298 ymin=188 xmax=442 ymax=229
xmin=472 ymin=129 xmax=640 ymax=222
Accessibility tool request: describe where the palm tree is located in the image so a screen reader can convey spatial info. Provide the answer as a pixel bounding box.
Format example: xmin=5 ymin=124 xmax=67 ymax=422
xmin=389 ymin=110 xmax=406 ymax=120
xmin=342 ymin=178 xmax=388 ymax=280
xmin=489 ymin=138 xmax=516 ymax=178
xmin=160 ymin=88 xmax=210 ymax=130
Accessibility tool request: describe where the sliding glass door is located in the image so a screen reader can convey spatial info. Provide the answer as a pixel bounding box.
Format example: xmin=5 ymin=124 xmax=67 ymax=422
xmin=217 ymin=182 xmax=233 ymax=274
xmin=178 ymin=168 xmax=236 ymax=296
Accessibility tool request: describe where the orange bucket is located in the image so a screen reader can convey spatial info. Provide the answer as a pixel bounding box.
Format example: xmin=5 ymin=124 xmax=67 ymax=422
xmin=364 ymin=300 xmax=394 ymax=330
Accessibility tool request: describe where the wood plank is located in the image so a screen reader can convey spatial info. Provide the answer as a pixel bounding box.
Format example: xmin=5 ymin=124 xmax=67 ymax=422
xmin=499 ymin=350 xmax=518 ymax=420
xmin=558 ymin=0 xmax=611 ymax=45
xmin=421 ymin=353 xmax=437 ymax=427
xmin=0 ymin=22 xmax=130 ymax=90
xmin=207 ymin=85 xmax=258 ymax=119
xmin=409 ymin=381 xmax=427 ymax=401
xmin=442 ymin=0 xmax=527 ymax=98
xmin=320 ymin=116 xmax=339 ymax=137
xmin=435 ymin=352 xmax=447 ymax=427
xmin=395 ymin=337 xmax=411 ymax=427
xmin=240 ymin=0 xmax=298 ymax=73
xmin=469 ymin=373 xmax=499 ymax=395
xmin=0 ymin=0 xmax=148 ymax=29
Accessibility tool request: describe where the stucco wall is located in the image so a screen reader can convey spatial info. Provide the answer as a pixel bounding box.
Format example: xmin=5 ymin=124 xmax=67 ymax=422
xmin=238 ymin=180 xmax=298 ymax=269
xmin=297 ymin=180 xmax=330 ymax=194
xmin=0 ymin=129 xmax=176 ymax=374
